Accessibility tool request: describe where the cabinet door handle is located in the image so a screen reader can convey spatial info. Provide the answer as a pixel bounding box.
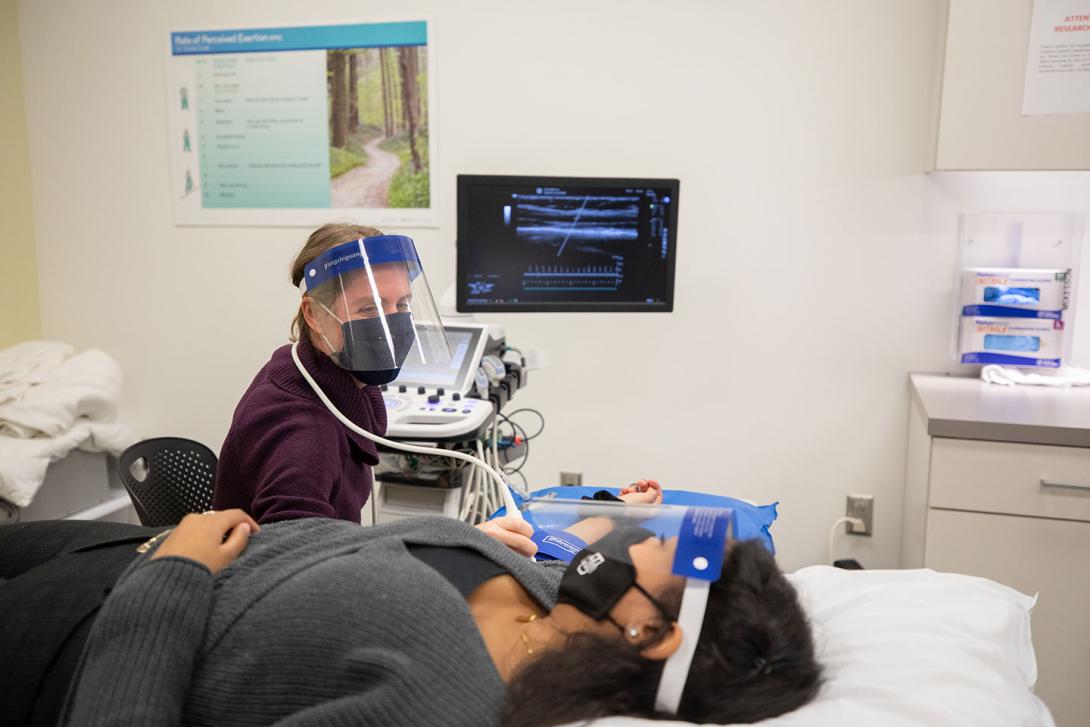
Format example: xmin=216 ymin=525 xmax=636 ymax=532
xmin=1041 ymin=478 xmax=1090 ymax=492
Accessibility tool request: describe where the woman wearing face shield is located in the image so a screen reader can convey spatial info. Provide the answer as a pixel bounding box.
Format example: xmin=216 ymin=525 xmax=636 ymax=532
xmin=212 ymin=223 xmax=405 ymax=526
xmin=214 ymin=224 xmax=548 ymax=555
xmin=212 ymin=224 xmax=524 ymax=537
xmin=0 ymin=506 xmax=820 ymax=726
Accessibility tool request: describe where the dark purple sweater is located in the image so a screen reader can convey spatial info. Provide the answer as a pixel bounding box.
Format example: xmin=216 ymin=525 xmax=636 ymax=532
xmin=213 ymin=335 xmax=387 ymax=524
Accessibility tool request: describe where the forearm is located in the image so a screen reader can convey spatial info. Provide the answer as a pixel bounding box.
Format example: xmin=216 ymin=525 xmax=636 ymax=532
xmin=240 ymin=416 xmax=341 ymax=524
xmin=561 ymin=516 xmax=616 ymax=544
xmin=250 ymin=463 xmax=338 ymax=523
xmin=249 ymin=457 xmax=339 ymax=524
xmin=252 ymin=491 xmax=337 ymax=523
xmin=60 ymin=557 xmax=213 ymax=726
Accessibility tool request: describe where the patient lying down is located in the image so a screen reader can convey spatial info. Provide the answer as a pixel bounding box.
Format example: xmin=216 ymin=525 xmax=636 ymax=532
xmin=0 ymin=509 xmax=821 ymax=726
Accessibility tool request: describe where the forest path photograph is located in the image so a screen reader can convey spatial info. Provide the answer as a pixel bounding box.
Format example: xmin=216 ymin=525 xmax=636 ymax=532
xmin=327 ymin=45 xmax=429 ymax=209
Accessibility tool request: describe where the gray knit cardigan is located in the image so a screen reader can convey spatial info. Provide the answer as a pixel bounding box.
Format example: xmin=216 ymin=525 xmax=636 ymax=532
xmin=60 ymin=516 xmax=565 ymax=726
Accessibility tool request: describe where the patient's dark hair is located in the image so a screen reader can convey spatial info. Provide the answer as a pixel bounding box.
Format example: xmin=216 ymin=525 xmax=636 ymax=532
xmin=502 ymin=539 xmax=822 ymax=726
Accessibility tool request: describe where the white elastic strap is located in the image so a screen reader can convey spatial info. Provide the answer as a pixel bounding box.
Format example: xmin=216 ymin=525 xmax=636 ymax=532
xmin=290 ymin=341 xmax=523 ymax=521
xmin=654 ymin=578 xmax=710 ymax=714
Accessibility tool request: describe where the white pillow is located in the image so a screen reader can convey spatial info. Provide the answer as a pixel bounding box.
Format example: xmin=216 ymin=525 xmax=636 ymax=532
xmin=586 ymin=567 xmax=1054 ymax=727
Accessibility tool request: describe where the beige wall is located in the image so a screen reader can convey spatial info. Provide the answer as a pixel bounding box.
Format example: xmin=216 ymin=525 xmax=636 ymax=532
xmin=0 ymin=0 xmax=40 ymax=348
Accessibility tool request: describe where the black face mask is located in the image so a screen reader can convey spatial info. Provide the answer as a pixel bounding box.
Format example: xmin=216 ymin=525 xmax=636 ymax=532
xmin=556 ymin=526 xmax=659 ymax=624
xmin=337 ymin=312 xmax=416 ymax=386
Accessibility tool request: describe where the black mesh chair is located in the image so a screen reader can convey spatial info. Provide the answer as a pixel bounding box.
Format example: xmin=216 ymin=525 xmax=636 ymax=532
xmin=117 ymin=438 xmax=218 ymax=527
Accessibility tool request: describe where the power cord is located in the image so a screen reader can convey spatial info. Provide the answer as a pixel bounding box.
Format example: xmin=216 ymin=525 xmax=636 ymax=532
xmin=502 ymin=345 xmax=526 ymax=367
xmin=504 ymin=407 xmax=545 ymax=440
xmin=496 ymin=414 xmax=531 ymax=473
xmin=827 ymin=516 xmax=865 ymax=565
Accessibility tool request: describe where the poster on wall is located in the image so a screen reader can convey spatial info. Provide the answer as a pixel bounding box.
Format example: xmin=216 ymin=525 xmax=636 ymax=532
xmin=1022 ymin=0 xmax=1090 ymax=115
xmin=167 ymin=20 xmax=437 ymax=227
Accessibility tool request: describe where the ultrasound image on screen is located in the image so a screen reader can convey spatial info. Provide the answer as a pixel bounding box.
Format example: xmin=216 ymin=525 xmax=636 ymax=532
xmin=457 ymin=176 xmax=677 ymax=312
xmin=516 ymin=195 xmax=639 ymax=253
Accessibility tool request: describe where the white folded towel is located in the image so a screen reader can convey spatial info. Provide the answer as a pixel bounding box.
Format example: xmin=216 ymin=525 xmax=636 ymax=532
xmin=981 ymin=364 xmax=1090 ymax=387
xmin=0 ymin=340 xmax=74 ymax=405
xmin=0 ymin=348 xmax=124 ymax=438
xmin=0 ymin=340 xmax=137 ymax=507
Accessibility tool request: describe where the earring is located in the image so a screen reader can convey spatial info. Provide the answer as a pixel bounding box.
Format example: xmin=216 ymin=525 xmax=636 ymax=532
xmin=626 ymin=626 xmax=640 ymax=638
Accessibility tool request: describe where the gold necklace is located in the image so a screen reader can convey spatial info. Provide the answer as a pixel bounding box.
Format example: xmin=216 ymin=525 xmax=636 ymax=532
xmin=516 ymin=613 xmax=538 ymax=655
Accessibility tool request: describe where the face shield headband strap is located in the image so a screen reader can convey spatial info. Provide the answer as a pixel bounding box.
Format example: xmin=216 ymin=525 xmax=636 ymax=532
xmin=653 ymin=577 xmax=710 ymax=714
xmin=298 ymin=235 xmax=421 ymax=295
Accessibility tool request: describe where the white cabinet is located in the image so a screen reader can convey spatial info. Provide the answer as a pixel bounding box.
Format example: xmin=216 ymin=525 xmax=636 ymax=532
xmin=902 ymin=395 xmax=1090 ymax=726
xmin=934 ymin=0 xmax=1090 ymax=170
xmin=929 ymin=438 xmax=1090 ymax=521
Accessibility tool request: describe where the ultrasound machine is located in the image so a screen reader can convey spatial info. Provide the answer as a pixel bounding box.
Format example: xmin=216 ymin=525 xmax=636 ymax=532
xmin=370 ymin=321 xmax=521 ymax=524
xmin=380 ymin=322 xmax=494 ymax=441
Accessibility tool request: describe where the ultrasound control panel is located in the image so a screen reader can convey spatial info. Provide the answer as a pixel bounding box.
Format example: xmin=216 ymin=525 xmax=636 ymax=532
xmin=381 ymin=322 xmax=493 ymax=440
xmin=380 ymin=383 xmax=493 ymax=440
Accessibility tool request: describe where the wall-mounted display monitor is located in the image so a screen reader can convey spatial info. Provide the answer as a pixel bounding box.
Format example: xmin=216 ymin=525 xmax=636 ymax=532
xmin=456 ymin=175 xmax=679 ymax=312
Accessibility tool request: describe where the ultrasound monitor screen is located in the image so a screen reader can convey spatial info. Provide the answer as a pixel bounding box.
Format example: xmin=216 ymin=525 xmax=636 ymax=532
xmin=393 ymin=326 xmax=483 ymax=393
xmin=457 ymin=175 xmax=678 ymax=312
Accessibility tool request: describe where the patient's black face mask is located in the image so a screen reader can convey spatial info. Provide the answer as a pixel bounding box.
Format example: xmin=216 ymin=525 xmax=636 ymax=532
xmin=556 ymin=526 xmax=674 ymax=631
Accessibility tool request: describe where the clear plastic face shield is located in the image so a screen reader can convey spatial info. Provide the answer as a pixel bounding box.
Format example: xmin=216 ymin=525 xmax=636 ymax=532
xmin=299 ymin=235 xmax=451 ymax=386
xmin=522 ymin=499 xmax=735 ymax=714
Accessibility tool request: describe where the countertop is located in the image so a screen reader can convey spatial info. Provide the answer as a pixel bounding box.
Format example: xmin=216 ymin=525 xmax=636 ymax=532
xmin=910 ymin=373 xmax=1090 ymax=448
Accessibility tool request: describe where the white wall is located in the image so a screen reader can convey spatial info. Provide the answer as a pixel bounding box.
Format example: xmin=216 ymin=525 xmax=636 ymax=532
xmin=17 ymin=0 xmax=1090 ymax=571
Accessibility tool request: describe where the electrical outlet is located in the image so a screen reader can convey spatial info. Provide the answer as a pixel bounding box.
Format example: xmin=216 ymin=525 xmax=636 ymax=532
xmin=559 ymin=471 xmax=583 ymax=486
xmin=846 ymin=494 xmax=874 ymax=536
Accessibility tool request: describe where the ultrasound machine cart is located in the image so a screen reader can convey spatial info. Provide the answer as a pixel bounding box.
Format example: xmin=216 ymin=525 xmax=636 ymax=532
xmin=367 ymin=322 xmax=527 ymax=525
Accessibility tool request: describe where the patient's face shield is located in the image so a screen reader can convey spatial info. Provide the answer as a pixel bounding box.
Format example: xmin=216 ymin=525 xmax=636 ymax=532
xmin=524 ymin=498 xmax=734 ymax=715
xmin=300 ymin=236 xmax=450 ymax=384
xmin=523 ymin=499 xmax=735 ymax=581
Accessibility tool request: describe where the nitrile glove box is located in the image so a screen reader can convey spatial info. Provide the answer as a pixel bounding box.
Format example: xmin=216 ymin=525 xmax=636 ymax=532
xmin=961 ymin=268 xmax=1069 ymax=319
xmin=958 ymin=316 xmax=1065 ymax=367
